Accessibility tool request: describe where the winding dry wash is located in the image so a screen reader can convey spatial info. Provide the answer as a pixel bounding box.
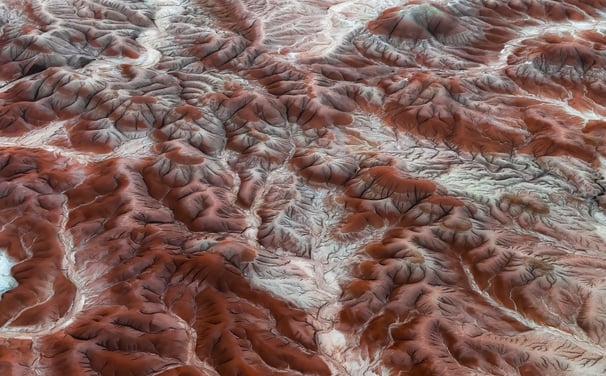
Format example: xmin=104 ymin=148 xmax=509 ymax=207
xmin=2 ymin=0 xmax=606 ymax=375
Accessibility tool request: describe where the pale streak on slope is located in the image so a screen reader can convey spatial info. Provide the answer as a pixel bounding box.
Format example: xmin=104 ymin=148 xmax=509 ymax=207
xmin=0 ymin=250 xmax=17 ymax=300
xmin=460 ymin=261 xmax=606 ymax=375
xmin=593 ymin=157 xmax=606 ymax=231
xmin=136 ymin=0 xmax=187 ymax=68
xmin=252 ymin=0 xmax=401 ymax=59
xmin=0 ymin=199 xmax=84 ymax=339
xmin=0 ymin=121 xmax=154 ymax=164
xmin=0 ymin=126 xmax=151 ymax=337
xmin=246 ymin=179 xmax=343 ymax=309
xmin=316 ymin=314 xmax=389 ymax=376
xmin=240 ymin=158 xmax=380 ymax=373
xmin=71 ymin=0 xmax=181 ymax=72
xmin=493 ymin=17 xmax=606 ymax=123
xmin=491 ymin=17 xmax=606 ymax=67
xmin=157 ymin=313 xmax=221 ymax=376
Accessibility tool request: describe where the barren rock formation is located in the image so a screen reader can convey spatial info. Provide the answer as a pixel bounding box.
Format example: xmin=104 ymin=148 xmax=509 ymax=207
xmin=2 ymin=0 xmax=606 ymax=375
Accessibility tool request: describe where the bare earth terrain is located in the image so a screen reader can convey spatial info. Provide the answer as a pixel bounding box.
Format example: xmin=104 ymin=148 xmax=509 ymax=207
xmin=2 ymin=0 xmax=606 ymax=375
